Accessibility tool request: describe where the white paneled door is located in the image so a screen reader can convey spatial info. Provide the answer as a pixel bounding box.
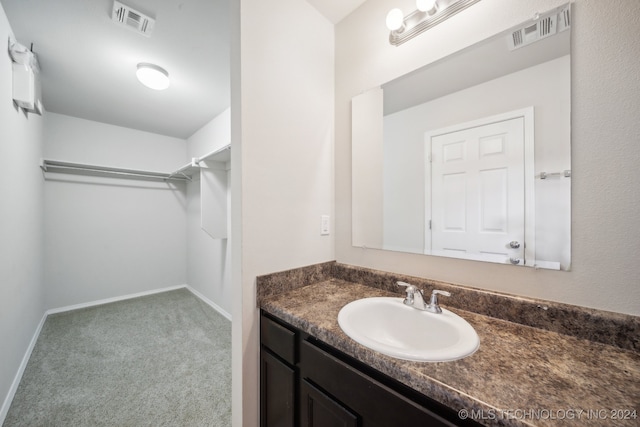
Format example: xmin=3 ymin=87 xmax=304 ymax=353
xmin=428 ymin=116 xmax=526 ymax=264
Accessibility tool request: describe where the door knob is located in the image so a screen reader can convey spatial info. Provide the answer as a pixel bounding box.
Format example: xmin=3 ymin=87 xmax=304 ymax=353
xmin=509 ymin=241 xmax=520 ymax=249
xmin=509 ymin=257 xmax=521 ymax=265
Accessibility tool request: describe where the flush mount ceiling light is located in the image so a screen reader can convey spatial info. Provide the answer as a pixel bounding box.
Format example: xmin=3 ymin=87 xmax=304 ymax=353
xmin=136 ymin=63 xmax=170 ymax=90
xmin=386 ymin=0 xmax=482 ymax=46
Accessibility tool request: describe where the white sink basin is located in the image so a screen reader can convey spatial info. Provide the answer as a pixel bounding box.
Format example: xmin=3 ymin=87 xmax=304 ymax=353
xmin=337 ymin=297 xmax=479 ymax=362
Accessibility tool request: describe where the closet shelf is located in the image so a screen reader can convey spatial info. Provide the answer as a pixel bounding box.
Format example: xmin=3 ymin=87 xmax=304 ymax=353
xmin=166 ymin=145 xmax=231 ymax=181
xmin=40 ymin=145 xmax=231 ymax=183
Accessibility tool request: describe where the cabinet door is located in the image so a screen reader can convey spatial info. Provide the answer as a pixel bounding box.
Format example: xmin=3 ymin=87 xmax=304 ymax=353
xmin=301 ymin=379 xmax=359 ymax=427
xmin=301 ymin=340 xmax=459 ymax=427
xmin=261 ymin=349 xmax=296 ymax=427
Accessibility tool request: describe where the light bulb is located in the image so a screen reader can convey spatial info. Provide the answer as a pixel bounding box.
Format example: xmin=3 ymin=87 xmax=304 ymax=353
xmin=386 ymin=8 xmax=405 ymax=32
xmin=416 ymin=0 xmax=438 ymax=14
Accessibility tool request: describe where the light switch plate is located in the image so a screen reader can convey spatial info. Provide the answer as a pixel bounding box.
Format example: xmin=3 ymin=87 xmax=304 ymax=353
xmin=321 ymin=215 xmax=330 ymax=235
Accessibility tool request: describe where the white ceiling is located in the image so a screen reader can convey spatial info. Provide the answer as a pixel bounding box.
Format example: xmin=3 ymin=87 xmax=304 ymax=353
xmin=1 ymin=0 xmax=363 ymax=139
xmin=307 ymin=0 xmax=367 ymax=24
xmin=2 ymin=0 xmax=230 ymax=139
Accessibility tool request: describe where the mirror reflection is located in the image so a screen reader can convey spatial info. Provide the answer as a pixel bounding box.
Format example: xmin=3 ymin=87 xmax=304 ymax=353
xmin=352 ymin=4 xmax=571 ymax=270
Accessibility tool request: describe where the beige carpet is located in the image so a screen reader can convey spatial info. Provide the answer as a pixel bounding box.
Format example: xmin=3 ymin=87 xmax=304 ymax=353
xmin=3 ymin=288 xmax=231 ymax=426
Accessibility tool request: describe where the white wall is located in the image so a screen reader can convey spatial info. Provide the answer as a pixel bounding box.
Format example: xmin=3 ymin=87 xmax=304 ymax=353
xmin=186 ymin=108 xmax=232 ymax=317
xmin=336 ymin=0 xmax=640 ymax=315
xmin=0 ymin=4 xmax=45 ymax=420
xmin=43 ymin=113 xmax=188 ymax=309
xmin=234 ymin=0 xmax=335 ymax=425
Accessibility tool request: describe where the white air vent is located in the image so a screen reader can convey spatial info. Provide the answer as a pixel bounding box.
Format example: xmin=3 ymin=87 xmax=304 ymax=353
xmin=112 ymin=1 xmax=155 ymax=37
xmin=508 ymin=5 xmax=570 ymax=51
xmin=557 ymin=5 xmax=571 ymax=33
xmin=509 ymin=15 xmax=556 ymax=50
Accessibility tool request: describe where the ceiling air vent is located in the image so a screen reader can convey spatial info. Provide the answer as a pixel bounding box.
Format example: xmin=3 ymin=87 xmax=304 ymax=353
xmin=508 ymin=5 xmax=570 ymax=51
xmin=112 ymin=1 xmax=155 ymax=37
xmin=557 ymin=5 xmax=571 ymax=33
xmin=508 ymin=15 xmax=556 ymax=50
xmin=510 ymin=30 xmax=523 ymax=49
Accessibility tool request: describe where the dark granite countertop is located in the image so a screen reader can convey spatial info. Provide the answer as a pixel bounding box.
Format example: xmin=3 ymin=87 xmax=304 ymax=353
xmin=260 ymin=278 xmax=640 ymax=427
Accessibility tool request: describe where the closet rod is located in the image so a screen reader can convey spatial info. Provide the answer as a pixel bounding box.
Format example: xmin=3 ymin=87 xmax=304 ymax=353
xmin=40 ymin=160 xmax=190 ymax=182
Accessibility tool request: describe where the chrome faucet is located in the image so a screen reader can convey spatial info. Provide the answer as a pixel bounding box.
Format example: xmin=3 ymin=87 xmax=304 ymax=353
xmin=397 ymin=281 xmax=426 ymax=309
xmin=397 ymin=282 xmax=451 ymax=313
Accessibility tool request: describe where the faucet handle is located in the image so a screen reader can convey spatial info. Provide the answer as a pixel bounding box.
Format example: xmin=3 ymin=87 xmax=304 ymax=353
xmin=397 ymin=281 xmax=418 ymax=306
xmin=397 ymin=281 xmax=423 ymax=295
xmin=397 ymin=281 xmax=415 ymax=290
xmin=431 ymin=289 xmax=451 ymax=298
xmin=426 ymin=290 xmax=451 ymax=314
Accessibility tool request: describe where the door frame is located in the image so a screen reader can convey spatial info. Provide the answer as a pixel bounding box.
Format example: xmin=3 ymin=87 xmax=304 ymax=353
xmin=424 ymin=107 xmax=535 ymax=266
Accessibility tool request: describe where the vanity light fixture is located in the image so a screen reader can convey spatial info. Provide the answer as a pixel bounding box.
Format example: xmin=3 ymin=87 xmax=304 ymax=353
xmin=386 ymin=0 xmax=482 ymax=46
xmin=136 ymin=63 xmax=170 ymax=90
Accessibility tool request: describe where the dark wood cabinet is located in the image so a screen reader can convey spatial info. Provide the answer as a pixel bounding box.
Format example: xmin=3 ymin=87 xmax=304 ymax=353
xmin=260 ymin=311 xmax=480 ymax=427
xmin=300 ymin=379 xmax=359 ymax=427
xmin=261 ymin=348 xmax=296 ymax=427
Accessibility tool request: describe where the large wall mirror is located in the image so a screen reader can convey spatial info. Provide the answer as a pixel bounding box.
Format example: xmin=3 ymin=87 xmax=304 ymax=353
xmin=352 ymin=4 xmax=571 ymax=270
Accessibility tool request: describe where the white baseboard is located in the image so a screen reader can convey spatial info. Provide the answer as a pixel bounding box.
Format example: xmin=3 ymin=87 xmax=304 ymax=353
xmin=46 ymin=285 xmax=187 ymax=315
xmin=0 ymin=311 xmax=47 ymax=425
xmin=186 ymin=285 xmax=232 ymax=321
xmin=46 ymin=285 xmax=232 ymax=321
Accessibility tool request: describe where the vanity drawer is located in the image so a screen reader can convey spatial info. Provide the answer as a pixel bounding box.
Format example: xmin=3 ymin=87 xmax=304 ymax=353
xmin=260 ymin=312 xmax=297 ymax=365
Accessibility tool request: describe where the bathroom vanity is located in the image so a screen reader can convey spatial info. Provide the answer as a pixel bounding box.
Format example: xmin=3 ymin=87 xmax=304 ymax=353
xmin=261 ymin=310 xmax=477 ymax=426
xmin=258 ymin=262 xmax=639 ymax=427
